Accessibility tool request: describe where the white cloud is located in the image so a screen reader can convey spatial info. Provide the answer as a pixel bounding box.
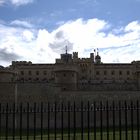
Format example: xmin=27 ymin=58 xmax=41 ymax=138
xmin=125 ymin=21 xmax=140 ymax=32
xmin=22 ymin=30 xmax=34 ymax=41
xmin=10 ymin=20 xmax=33 ymax=28
xmin=0 ymin=18 xmax=140 ymax=66
xmin=10 ymin=0 xmax=33 ymax=6
xmin=50 ymin=18 xmax=108 ymax=54
xmin=0 ymin=22 xmax=59 ymax=66
xmin=0 ymin=0 xmax=34 ymax=6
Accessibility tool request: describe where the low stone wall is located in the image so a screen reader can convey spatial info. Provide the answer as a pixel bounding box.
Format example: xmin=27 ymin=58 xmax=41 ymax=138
xmin=0 ymin=82 xmax=140 ymax=104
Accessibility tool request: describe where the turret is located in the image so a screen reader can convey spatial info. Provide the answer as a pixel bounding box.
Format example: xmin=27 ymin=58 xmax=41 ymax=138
xmin=95 ymin=50 xmax=101 ymax=64
xmin=60 ymin=46 xmax=72 ymax=63
xmin=90 ymin=53 xmax=94 ymax=62
xmin=73 ymin=52 xmax=78 ymax=60
xmin=0 ymin=66 xmax=17 ymax=82
xmin=54 ymin=64 xmax=78 ymax=90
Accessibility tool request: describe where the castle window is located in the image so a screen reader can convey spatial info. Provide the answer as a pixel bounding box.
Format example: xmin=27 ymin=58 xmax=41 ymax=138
xmin=104 ymin=77 xmax=107 ymax=80
xmin=127 ymin=71 xmax=130 ymax=75
xmin=28 ymin=78 xmax=31 ymax=81
xmin=35 ymin=78 xmax=39 ymax=81
xmin=43 ymin=71 xmax=47 ymax=75
xmin=119 ymin=77 xmax=122 ymax=80
xmin=42 ymin=78 xmax=47 ymax=81
xmin=52 ymin=72 xmax=54 ymax=77
xmin=127 ymin=77 xmax=130 ymax=80
xmin=96 ymin=71 xmax=100 ymax=75
xmin=111 ymin=70 xmax=115 ymax=75
xmin=36 ymin=71 xmax=39 ymax=75
xmin=28 ymin=71 xmax=32 ymax=75
xmin=21 ymin=71 xmax=24 ymax=75
xmin=64 ymin=73 xmax=66 ymax=77
xmin=104 ymin=71 xmax=107 ymax=75
xmin=72 ymin=73 xmax=74 ymax=77
xmin=20 ymin=78 xmax=24 ymax=81
xmin=119 ymin=71 xmax=122 ymax=75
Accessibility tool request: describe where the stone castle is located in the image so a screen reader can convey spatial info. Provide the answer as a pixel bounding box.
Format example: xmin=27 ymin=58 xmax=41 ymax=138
xmin=0 ymin=48 xmax=140 ymax=103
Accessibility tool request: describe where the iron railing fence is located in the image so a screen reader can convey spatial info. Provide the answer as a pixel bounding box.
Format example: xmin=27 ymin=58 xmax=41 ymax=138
xmin=0 ymin=100 xmax=140 ymax=140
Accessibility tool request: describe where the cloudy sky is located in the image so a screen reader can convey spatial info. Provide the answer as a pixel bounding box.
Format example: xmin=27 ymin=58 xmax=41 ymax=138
xmin=0 ymin=0 xmax=140 ymax=66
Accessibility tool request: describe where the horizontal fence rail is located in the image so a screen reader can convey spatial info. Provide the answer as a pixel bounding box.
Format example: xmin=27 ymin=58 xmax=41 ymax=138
xmin=0 ymin=100 xmax=140 ymax=140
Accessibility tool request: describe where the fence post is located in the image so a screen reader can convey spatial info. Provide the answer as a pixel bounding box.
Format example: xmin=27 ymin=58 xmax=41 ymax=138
xmin=61 ymin=102 xmax=64 ymax=140
xmin=94 ymin=101 xmax=96 ymax=140
xmin=34 ymin=103 xmax=36 ymax=140
xmin=73 ymin=101 xmax=76 ymax=140
xmin=125 ymin=101 xmax=128 ymax=140
xmin=48 ymin=102 xmax=50 ymax=140
xmin=87 ymin=101 xmax=90 ymax=140
xmin=81 ymin=101 xmax=83 ymax=140
xmin=100 ymin=101 xmax=103 ymax=140
xmin=5 ymin=103 xmax=8 ymax=140
xmin=41 ymin=102 xmax=43 ymax=140
xmin=26 ymin=103 xmax=29 ymax=140
xmin=0 ymin=103 xmax=1 ymax=140
xmin=68 ymin=101 xmax=70 ymax=140
xmin=137 ymin=100 xmax=139 ymax=140
xmin=112 ymin=101 xmax=115 ymax=140
xmin=13 ymin=103 xmax=15 ymax=140
xmin=131 ymin=101 xmax=134 ymax=140
xmin=20 ymin=103 xmax=23 ymax=140
xmin=119 ymin=101 xmax=122 ymax=140
xmin=106 ymin=101 xmax=109 ymax=140
xmin=54 ymin=102 xmax=57 ymax=140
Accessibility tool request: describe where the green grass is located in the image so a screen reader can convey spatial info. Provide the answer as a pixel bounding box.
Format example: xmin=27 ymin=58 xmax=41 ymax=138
xmin=0 ymin=130 xmax=139 ymax=140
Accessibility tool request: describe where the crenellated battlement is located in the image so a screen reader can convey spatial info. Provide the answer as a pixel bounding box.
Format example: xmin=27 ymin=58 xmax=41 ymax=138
xmin=12 ymin=61 xmax=32 ymax=66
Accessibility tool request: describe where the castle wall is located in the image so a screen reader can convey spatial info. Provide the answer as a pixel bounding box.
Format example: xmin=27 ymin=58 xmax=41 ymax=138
xmin=59 ymin=90 xmax=140 ymax=103
xmin=0 ymin=83 xmax=60 ymax=104
xmin=0 ymin=82 xmax=140 ymax=105
xmin=14 ymin=64 xmax=54 ymax=82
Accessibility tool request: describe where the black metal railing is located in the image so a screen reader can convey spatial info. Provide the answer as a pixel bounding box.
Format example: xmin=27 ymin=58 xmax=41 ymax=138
xmin=0 ymin=100 xmax=140 ymax=140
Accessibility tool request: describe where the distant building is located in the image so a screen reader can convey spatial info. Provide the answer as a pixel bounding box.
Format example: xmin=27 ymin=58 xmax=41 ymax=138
xmin=1 ymin=47 xmax=140 ymax=91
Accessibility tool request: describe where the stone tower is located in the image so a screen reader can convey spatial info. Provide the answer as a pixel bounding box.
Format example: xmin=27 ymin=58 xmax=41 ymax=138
xmin=95 ymin=52 xmax=101 ymax=64
xmin=54 ymin=48 xmax=78 ymax=90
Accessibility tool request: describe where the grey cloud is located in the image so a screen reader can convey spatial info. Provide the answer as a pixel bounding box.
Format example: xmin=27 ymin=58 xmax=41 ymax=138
xmin=0 ymin=48 xmax=20 ymax=62
xmin=49 ymin=40 xmax=73 ymax=54
xmin=0 ymin=0 xmax=5 ymax=6
xmin=50 ymin=30 xmax=73 ymax=53
xmin=55 ymin=31 xmax=64 ymax=39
